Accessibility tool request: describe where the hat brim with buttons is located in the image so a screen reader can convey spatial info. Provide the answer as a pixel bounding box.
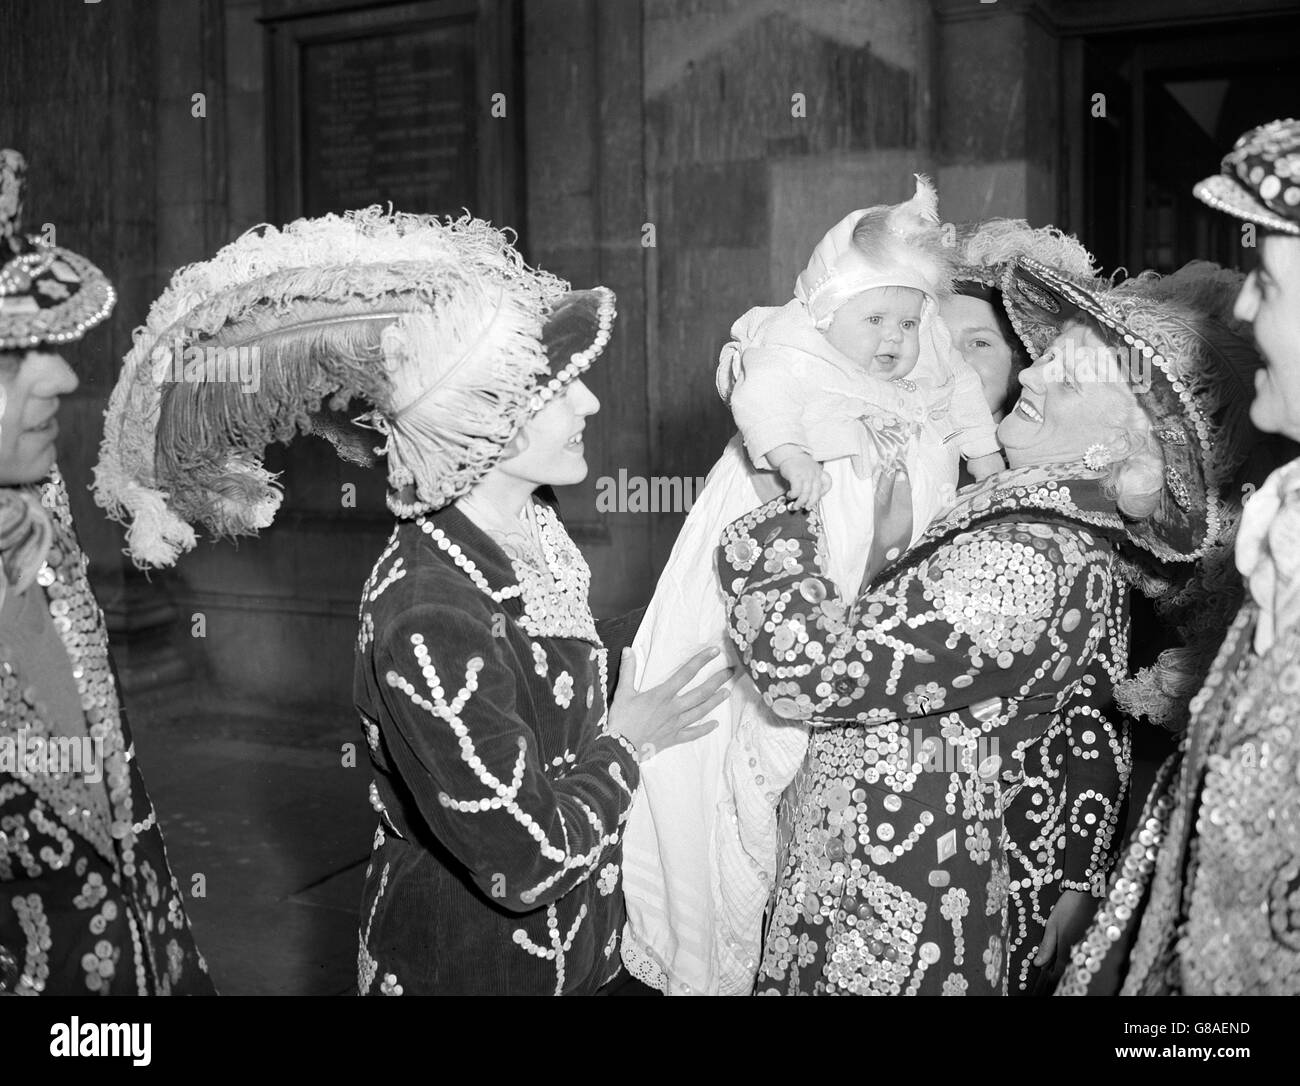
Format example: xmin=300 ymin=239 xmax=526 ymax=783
xmin=528 ymin=286 xmax=615 ymax=411
xmin=1193 ymin=118 xmax=1300 ymax=237
xmin=314 ymin=286 xmax=615 ymax=473
xmin=1000 ymin=256 xmax=1262 ymax=563
xmin=377 ymin=285 xmax=616 ymax=516
xmin=0 ymin=150 xmax=116 ymax=352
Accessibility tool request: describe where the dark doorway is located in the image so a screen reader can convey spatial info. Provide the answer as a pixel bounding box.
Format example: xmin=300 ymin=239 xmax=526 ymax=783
xmin=1076 ymin=15 xmax=1300 ymax=275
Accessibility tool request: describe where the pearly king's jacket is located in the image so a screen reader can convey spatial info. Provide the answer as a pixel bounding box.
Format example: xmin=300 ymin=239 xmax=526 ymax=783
xmin=0 ymin=472 xmax=213 ymax=996
xmin=718 ymin=466 xmax=1133 ymax=995
xmin=1061 ymin=459 xmax=1300 ymax=996
xmin=353 ymin=501 xmax=641 ymax=995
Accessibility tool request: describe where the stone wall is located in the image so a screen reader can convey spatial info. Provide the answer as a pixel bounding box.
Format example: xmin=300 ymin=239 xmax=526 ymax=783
xmin=0 ymin=0 xmax=188 ymax=695
xmin=934 ymin=0 xmax=1060 ymax=226
xmin=641 ymin=0 xmax=936 ymax=566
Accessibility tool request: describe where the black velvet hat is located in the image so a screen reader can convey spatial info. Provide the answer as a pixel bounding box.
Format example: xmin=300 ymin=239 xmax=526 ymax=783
xmin=0 ymin=150 xmax=115 ymax=351
xmin=1001 ymin=256 xmax=1261 ymax=562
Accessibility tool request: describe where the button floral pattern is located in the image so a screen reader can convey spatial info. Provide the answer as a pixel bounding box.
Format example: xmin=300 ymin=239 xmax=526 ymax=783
xmin=720 ymin=471 xmax=1131 ymax=995
xmin=353 ymin=503 xmax=638 ymax=995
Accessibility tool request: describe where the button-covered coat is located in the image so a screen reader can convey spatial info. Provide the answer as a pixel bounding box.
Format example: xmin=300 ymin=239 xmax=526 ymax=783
xmin=1063 ymin=459 xmax=1300 ymax=995
xmin=0 ymin=474 xmax=213 ymax=996
xmin=719 ymin=467 xmax=1133 ymax=994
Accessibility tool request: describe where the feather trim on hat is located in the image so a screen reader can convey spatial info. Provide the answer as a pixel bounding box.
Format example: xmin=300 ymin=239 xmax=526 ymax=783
xmin=1110 ymin=262 xmax=1257 ymax=499
xmin=1113 ymin=647 xmax=1204 ymax=730
xmin=94 ymin=208 xmax=567 ymax=567
xmin=1103 ymin=264 xmax=1258 ymax=730
xmin=956 ymin=218 xmax=1098 ymax=283
xmin=152 ymin=294 xmax=397 ymax=538
xmin=377 ymin=280 xmax=549 ymax=514
xmin=1114 ymin=497 xmax=1246 ymax=732
xmin=309 ymin=405 xmax=382 ymax=467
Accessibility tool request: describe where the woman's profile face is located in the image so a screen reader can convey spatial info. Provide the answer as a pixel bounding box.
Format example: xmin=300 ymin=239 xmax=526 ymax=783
xmin=940 ymin=293 xmax=1019 ymax=419
xmin=499 ymin=378 xmax=600 ymax=489
xmin=0 ymin=350 xmax=78 ymax=486
xmin=997 ymin=320 xmax=1142 ymax=469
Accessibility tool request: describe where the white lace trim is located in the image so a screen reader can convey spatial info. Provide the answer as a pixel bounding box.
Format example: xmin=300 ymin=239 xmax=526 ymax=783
xmin=619 ymin=924 xmax=669 ymax=993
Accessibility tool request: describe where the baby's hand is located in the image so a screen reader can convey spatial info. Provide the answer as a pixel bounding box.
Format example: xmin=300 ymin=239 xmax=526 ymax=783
xmin=776 ymin=450 xmax=831 ymax=510
xmin=966 ymin=451 xmax=1004 ymax=481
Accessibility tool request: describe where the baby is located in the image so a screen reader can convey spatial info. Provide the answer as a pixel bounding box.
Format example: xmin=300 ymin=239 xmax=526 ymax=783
xmin=619 ymin=177 xmax=1003 ymax=997
xmin=765 ymin=285 xmax=931 ymax=506
xmin=721 ymin=180 xmax=1004 ymax=595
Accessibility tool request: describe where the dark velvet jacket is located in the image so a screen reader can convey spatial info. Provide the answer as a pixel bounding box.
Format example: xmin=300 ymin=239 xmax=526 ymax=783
xmin=353 ymin=502 xmax=641 ymax=995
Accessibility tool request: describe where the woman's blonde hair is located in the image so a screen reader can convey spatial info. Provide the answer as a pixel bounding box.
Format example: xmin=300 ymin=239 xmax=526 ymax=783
xmin=1055 ymin=314 xmax=1165 ymax=520
xmin=1099 ymin=414 xmax=1165 ymax=520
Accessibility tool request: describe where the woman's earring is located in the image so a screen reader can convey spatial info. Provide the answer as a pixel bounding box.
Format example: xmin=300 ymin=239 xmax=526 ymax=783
xmin=1083 ymin=442 xmax=1113 ymax=471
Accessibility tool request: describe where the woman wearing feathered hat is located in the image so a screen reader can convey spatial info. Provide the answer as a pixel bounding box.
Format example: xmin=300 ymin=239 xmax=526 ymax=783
xmin=0 ymin=150 xmax=213 ymax=995
xmin=717 ymin=241 xmax=1260 ymax=994
xmin=943 ymin=218 xmax=1101 ymax=429
xmin=94 ymin=207 xmax=727 ymax=995
xmin=1060 ymin=118 xmax=1300 ymax=997
xmin=621 ymin=180 xmax=1018 ymax=997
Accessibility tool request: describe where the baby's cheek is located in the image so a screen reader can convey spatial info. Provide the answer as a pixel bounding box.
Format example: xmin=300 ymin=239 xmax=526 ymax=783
xmin=826 ymin=321 xmax=875 ymax=364
xmin=860 ymin=338 xmax=884 ymax=364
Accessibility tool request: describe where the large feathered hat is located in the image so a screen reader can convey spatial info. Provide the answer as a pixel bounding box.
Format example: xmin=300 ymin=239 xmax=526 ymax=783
xmin=0 ymin=149 xmax=115 ymax=351
xmin=93 ymin=207 xmax=614 ymax=567
xmin=1000 ymin=257 xmax=1261 ymax=563
xmin=794 ymin=174 xmax=956 ymax=328
xmin=952 ymin=218 xmax=1098 ymax=292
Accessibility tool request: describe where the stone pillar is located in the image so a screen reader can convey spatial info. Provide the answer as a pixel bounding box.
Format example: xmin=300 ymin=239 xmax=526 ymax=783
xmin=933 ymin=0 xmax=1061 ymax=225
xmin=0 ymin=0 xmax=193 ymax=698
xmin=523 ymin=0 xmax=656 ymax=618
xmin=642 ymin=0 xmax=938 ymax=569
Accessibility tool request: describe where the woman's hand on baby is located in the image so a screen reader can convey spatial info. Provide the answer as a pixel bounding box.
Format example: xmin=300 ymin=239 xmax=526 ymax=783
xmin=607 ymin=647 xmax=732 ymax=762
xmin=966 ymin=451 xmax=1005 ymax=481
xmin=777 ymin=451 xmax=831 ymax=510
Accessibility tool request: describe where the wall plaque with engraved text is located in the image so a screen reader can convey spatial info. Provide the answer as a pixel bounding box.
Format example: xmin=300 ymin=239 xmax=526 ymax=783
xmin=300 ymin=22 xmax=478 ymax=217
xmin=265 ymin=0 xmax=520 ymax=519
xmin=268 ymin=0 xmax=519 ymax=228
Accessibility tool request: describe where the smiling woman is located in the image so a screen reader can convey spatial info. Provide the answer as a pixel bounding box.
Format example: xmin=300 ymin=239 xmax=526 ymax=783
xmin=619 ymin=183 xmax=1011 ymax=996
xmin=457 ymin=377 xmax=601 ymax=539
xmin=93 ymin=208 xmax=729 ymax=995
xmin=1000 ymin=319 xmax=1165 ymax=519
xmin=718 ymin=253 xmax=1261 ymax=996
xmin=944 ymin=219 xmax=1102 ymax=425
